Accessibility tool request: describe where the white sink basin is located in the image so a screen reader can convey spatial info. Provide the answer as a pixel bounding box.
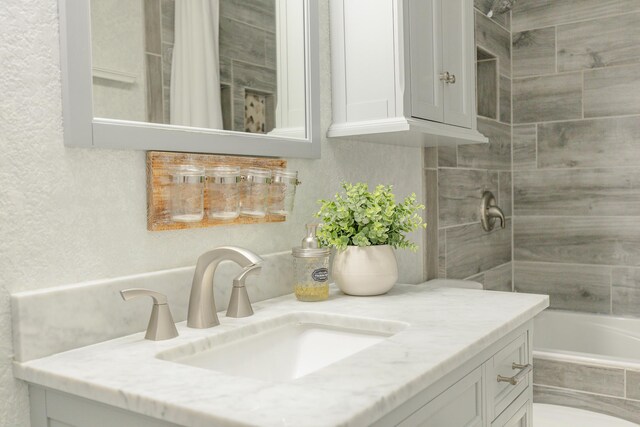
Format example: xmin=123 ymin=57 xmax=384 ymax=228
xmin=158 ymin=313 xmax=407 ymax=382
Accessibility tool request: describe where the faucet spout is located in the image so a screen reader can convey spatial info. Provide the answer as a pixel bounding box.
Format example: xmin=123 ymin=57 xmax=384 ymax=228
xmin=187 ymin=246 xmax=263 ymax=328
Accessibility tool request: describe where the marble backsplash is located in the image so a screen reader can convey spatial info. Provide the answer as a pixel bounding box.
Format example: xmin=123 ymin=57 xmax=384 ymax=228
xmin=12 ymin=251 xmax=292 ymax=362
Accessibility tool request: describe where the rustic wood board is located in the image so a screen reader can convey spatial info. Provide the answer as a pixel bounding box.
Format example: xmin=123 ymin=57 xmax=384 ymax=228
xmin=147 ymin=151 xmax=287 ymax=231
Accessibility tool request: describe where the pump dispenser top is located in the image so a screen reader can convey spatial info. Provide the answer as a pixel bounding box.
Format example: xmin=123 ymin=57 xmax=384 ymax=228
xmin=302 ymin=224 xmax=320 ymax=249
xmin=293 ymin=224 xmax=328 ymax=258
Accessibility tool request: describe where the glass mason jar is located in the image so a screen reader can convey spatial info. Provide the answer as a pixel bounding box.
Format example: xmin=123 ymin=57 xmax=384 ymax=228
xmin=269 ymin=169 xmax=299 ymax=216
xmin=206 ymin=166 xmax=241 ymax=220
xmin=169 ymin=165 xmax=205 ymax=222
xmin=292 ymin=247 xmax=331 ymax=302
xmin=240 ymin=167 xmax=271 ymax=218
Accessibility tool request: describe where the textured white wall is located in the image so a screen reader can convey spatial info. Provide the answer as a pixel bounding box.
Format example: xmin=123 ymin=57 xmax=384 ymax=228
xmin=0 ymin=1 xmax=424 ymax=425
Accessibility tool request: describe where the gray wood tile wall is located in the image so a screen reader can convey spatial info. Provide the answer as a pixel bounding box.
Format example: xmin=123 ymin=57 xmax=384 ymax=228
xmin=511 ymin=1 xmax=640 ymax=320
xmin=424 ymin=3 xmax=640 ymax=418
xmin=584 ymin=64 xmax=640 ymax=118
xmin=534 ymin=358 xmax=625 ymax=397
xmin=512 ymin=27 xmax=555 ymax=78
xmin=477 ymin=60 xmax=498 ymax=119
xmin=424 ymin=7 xmax=513 ymax=291
xmin=513 ymin=73 xmax=582 ymax=123
xmin=533 ymin=356 xmax=640 ymax=423
xmin=556 ymin=13 xmax=640 ymax=72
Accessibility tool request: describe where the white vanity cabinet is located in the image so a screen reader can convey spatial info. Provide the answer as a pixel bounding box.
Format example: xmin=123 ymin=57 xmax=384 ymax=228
xmin=328 ymin=0 xmax=487 ymax=146
xmin=28 ymin=321 xmax=534 ymax=427
xmin=373 ymin=321 xmax=533 ymax=427
xmin=16 ymin=283 xmax=547 ymax=427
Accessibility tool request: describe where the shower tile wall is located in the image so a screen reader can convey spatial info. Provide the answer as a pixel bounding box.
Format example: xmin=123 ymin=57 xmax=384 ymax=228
xmin=146 ymin=0 xmax=276 ymax=130
xmin=511 ymin=0 xmax=640 ymax=317
xmin=533 ymin=358 xmax=640 ymax=427
xmin=533 ymin=357 xmax=640 ymax=423
xmin=424 ymin=2 xmax=513 ymax=291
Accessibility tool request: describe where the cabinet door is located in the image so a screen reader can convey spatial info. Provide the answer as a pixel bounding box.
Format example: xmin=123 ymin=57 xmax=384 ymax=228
xmin=408 ymin=0 xmax=443 ymax=123
xmin=441 ymin=0 xmax=474 ymax=128
xmin=398 ymin=366 xmax=484 ymax=427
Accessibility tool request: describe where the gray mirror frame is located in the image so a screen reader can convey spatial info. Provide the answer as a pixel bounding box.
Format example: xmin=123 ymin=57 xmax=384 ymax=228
xmin=58 ymin=0 xmax=321 ymax=159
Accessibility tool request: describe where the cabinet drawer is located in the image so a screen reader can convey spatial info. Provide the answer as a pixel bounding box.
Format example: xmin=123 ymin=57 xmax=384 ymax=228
xmin=398 ymin=366 xmax=483 ymax=427
xmin=487 ymin=332 xmax=530 ymax=420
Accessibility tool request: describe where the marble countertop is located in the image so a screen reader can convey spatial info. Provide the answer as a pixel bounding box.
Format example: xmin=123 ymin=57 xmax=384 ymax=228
xmin=14 ymin=284 xmax=548 ymax=427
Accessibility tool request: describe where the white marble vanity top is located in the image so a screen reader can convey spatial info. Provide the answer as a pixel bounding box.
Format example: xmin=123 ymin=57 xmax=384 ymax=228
xmin=14 ymin=284 xmax=548 ymax=427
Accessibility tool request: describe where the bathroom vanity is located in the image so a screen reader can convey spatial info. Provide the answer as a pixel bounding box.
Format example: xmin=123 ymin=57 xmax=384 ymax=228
xmin=14 ymin=283 xmax=548 ymax=427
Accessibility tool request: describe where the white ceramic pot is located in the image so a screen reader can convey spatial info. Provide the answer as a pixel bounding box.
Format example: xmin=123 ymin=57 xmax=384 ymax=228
xmin=332 ymin=245 xmax=398 ymax=296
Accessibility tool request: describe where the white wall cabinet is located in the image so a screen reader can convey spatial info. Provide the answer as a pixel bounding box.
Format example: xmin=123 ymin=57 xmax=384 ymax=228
xmin=328 ymin=0 xmax=487 ymax=147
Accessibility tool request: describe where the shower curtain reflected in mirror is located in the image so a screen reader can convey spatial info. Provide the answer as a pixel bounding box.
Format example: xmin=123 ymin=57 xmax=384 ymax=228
xmin=170 ymin=0 xmax=223 ymax=129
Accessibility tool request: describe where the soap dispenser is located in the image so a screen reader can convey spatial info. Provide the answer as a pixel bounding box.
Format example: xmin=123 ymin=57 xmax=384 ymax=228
xmin=292 ymin=224 xmax=330 ymax=301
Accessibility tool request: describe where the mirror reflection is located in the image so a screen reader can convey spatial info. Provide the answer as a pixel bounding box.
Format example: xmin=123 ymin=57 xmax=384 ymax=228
xmin=90 ymin=0 xmax=306 ymax=138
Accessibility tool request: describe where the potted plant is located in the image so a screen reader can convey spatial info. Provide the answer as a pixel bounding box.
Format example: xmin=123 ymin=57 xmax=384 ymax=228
xmin=316 ymin=183 xmax=425 ymax=296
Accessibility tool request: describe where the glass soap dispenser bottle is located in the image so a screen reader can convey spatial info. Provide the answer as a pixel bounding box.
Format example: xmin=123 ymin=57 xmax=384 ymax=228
xmin=292 ymin=224 xmax=330 ymax=301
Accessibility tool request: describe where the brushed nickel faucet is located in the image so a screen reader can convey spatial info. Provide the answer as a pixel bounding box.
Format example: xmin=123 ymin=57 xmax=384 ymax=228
xmin=187 ymin=246 xmax=263 ymax=329
xmin=480 ymin=191 xmax=506 ymax=232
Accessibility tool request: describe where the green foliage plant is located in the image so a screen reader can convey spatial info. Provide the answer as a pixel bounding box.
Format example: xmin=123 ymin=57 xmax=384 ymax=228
xmin=316 ymin=182 xmax=426 ymax=251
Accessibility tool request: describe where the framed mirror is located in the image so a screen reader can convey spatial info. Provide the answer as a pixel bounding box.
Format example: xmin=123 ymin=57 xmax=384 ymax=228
xmin=59 ymin=0 xmax=320 ymax=158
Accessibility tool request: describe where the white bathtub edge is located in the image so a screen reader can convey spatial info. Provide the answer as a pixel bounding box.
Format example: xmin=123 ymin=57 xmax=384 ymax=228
xmin=533 ymin=349 xmax=640 ymax=371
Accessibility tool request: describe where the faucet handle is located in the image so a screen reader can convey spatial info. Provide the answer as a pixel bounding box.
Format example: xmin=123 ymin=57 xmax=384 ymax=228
xmin=233 ymin=264 xmax=262 ymax=287
xmin=480 ymin=191 xmax=506 ymax=232
xmin=487 ymin=206 xmax=506 ymax=229
xmin=227 ymin=264 xmax=262 ymax=318
xmin=120 ymin=288 xmax=179 ymax=341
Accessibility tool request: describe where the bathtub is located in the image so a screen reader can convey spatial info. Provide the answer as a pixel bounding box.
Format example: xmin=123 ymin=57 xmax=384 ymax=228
xmin=534 ymin=309 xmax=640 ymax=367
xmin=532 ymin=309 xmax=640 ymax=424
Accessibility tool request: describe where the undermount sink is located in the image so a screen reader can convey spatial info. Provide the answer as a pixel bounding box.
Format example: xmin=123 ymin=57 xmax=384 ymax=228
xmin=158 ymin=313 xmax=407 ymax=382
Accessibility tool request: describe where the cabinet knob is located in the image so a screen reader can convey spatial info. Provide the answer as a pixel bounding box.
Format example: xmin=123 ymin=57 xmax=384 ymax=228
xmin=439 ymin=72 xmax=456 ymax=84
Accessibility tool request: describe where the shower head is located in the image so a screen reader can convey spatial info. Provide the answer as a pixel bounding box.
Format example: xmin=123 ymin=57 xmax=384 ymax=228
xmin=487 ymin=0 xmax=515 ymax=18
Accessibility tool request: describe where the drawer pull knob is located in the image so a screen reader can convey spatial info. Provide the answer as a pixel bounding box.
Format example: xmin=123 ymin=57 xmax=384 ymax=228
xmin=439 ymin=71 xmax=456 ymax=84
xmin=497 ymin=363 xmax=532 ymax=385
